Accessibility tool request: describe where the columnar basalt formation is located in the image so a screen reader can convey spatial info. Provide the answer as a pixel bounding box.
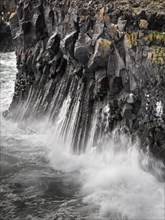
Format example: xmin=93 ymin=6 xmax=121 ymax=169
xmin=9 ymin=0 xmax=165 ymax=161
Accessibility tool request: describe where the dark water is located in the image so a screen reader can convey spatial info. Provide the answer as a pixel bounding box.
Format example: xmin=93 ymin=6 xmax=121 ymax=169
xmin=0 ymin=53 xmax=88 ymax=220
xmin=0 ymin=136 xmax=85 ymax=219
xmin=0 ymin=53 xmax=165 ymax=220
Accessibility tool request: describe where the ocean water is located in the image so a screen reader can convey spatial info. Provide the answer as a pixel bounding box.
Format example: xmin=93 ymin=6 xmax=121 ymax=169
xmin=0 ymin=52 xmax=165 ymax=220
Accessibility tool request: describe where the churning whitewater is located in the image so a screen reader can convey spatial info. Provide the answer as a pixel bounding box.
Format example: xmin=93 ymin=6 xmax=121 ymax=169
xmin=0 ymin=53 xmax=165 ymax=220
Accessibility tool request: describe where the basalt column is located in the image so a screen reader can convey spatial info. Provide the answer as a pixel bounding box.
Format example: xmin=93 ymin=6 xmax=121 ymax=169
xmin=9 ymin=0 xmax=165 ymax=160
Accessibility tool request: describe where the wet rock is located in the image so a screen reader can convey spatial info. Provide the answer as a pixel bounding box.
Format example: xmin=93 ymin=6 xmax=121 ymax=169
xmin=60 ymin=31 xmax=78 ymax=59
xmin=46 ymin=33 xmax=60 ymax=55
xmin=9 ymin=0 xmax=165 ymax=162
xmin=153 ymin=127 xmax=165 ymax=146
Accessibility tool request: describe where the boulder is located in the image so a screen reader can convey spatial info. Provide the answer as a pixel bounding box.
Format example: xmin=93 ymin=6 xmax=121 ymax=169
xmin=88 ymin=38 xmax=112 ymax=71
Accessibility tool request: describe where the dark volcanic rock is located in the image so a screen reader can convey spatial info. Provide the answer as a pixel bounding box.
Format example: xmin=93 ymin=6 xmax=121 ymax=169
xmin=74 ymin=33 xmax=92 ymax=65
xmin=0 ymin=21 xmax=13 ymax=52
xmin=9 ymin=0 xmax=165 ymax=162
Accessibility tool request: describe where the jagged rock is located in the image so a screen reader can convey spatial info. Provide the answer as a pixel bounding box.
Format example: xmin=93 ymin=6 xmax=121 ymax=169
xmin=139 ymin=19 xmax=149 ymax=29
xmin=88 ymin=38 xmax=112 ymax=71
xmin=117 ymin=18 xmax=127 ymax=32
xmin=9 ymin=0 xmax=165 ymax=162
xmin=74 ymin=33 xmax=93 ymax=65
xmin=60 ymin=31 xmax=78 ymax=59
xmin=46 ymin=33 xmax=60 ymax=55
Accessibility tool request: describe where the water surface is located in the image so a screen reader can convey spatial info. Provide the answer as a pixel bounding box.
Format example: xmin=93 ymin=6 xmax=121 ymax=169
xmin=0 ymin=52 xmax=165 ymax=220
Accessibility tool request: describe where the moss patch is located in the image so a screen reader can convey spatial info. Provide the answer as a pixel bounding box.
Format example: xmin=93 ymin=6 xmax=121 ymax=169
xmin=148 ymin=46 xmax=165 ymax=65
xmin=145 ymin=31 xmax=165 ymax=45
xmin=98 ymin=39 xmax=112 ymax=55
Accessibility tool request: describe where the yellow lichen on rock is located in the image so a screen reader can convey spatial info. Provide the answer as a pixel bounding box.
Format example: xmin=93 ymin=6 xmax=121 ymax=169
xmin=9 ymin=12 xmax=17 ymax=20
xmin=99 ymin=7 xmax=109 ymax=21
xmin=154 ymin=32 xmax=165 ymax=44
xmin=124 ymin=34 xmax=132 ymax=49
xmin=145 ymin=32 xmax=165 ymax=45
xmin=148 ymin=34 xmax=153 ymax=42
xmin=98 ymin=39 xmax=112 ymax=55
xmin=131 ymin=32 xmax=138 ymax=46
xmin=158 ymin=57 xmax=164 ymax=65
xmin=148 ymin=46 xmax=165 ymax=65
xmin=139 ymin=19 xmax=149 ymax=29
xmin=124 ymin=32 xmax=138 ymax=49
xmin=148 ymin=52 xmax=153 ymax=59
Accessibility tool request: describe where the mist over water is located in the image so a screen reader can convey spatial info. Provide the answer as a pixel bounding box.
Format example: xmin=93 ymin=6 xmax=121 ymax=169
xmin=39 ymin=119 xmax=165 ymax=220
xmin=0 ymin=52 xmax=165 ymax=220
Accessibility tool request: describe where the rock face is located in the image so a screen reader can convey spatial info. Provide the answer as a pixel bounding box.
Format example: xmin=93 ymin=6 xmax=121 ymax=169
xmin=0 ymin=0 xmax=15 ymax=51
xmin=9 ymin=0 xmax=165 ymax=161
xmin=0 ymin=21 xmax=13 ymax=51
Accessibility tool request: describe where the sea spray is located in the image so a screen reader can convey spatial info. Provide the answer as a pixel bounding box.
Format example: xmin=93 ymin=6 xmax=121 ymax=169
xmin=1 ymin=53 xmax=165 ymax=220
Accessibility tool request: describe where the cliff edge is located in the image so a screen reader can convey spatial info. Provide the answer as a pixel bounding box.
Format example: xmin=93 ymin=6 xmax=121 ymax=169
xmin=9 ymin=0 xmax=165 ymax=161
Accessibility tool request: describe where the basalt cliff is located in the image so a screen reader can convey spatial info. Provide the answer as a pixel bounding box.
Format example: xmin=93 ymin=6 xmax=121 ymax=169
xmin=9 ymin=0 xmax=165 ymax=161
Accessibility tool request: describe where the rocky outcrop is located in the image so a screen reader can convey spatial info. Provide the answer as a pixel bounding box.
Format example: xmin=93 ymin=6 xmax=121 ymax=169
xmin=9 ymin=0 xmax=165 ymax=161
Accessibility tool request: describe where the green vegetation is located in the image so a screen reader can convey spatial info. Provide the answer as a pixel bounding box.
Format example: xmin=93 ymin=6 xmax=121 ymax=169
xmin=148 ymin=46 xmax=165 ymax=65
